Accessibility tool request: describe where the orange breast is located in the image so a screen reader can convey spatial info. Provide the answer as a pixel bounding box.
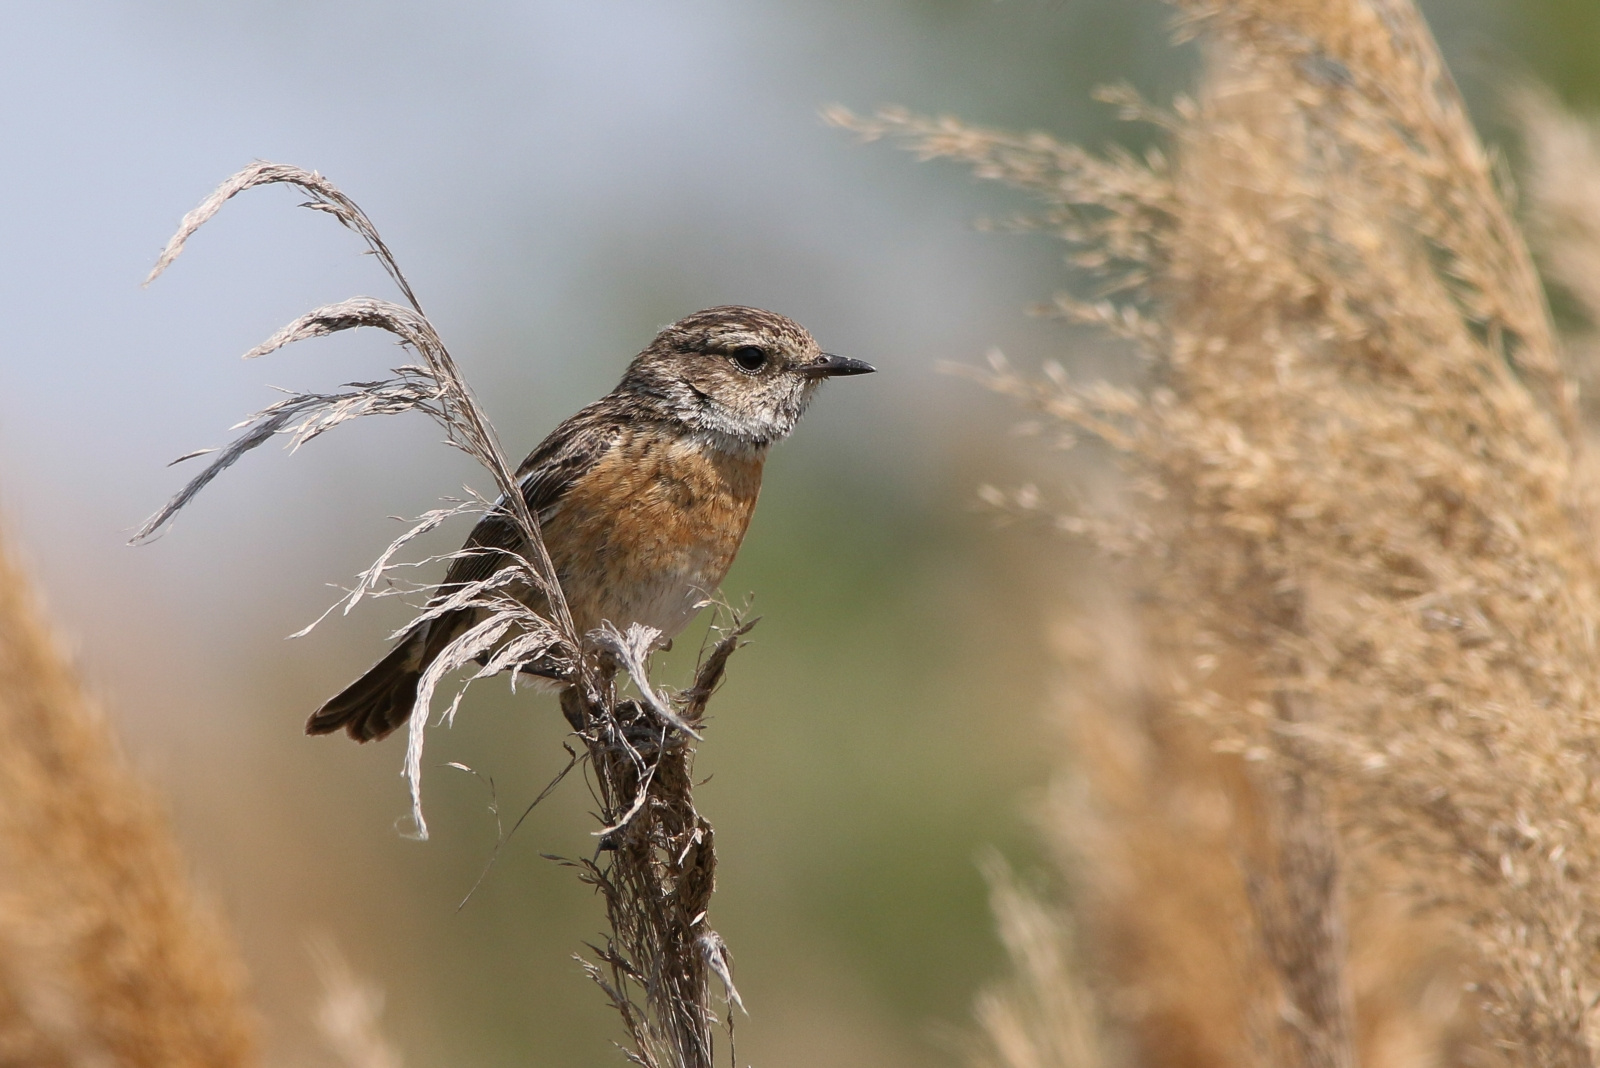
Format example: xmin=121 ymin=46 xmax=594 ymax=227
xmin=542 ymin=430 xmax=765 ymax=640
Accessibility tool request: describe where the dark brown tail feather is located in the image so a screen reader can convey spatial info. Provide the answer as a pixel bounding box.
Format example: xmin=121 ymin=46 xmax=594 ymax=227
xmin=307 ymin=629 xmax=427 ymax=742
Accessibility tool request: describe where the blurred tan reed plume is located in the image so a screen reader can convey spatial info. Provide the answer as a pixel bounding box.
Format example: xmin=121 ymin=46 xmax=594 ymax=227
xmin=837 ymin=0 xmax=1600 ymax=1064
xmin=968 ymin=850 xmax=1106 ymax=1068
xmin=0 ymin=532 xmax=257 ymax=1066
xmin=1015 ymin=611 xmax=1469 ymax=1068
xmin=310 ymin=937 xmax=402 ymax=1068
xmin=138 ymin=163 xmax=743 ymax=1067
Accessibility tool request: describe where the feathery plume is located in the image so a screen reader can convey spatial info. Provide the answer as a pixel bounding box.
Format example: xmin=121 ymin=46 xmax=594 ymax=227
xmin=838 ymin=0 xmax=1600 ymax=1061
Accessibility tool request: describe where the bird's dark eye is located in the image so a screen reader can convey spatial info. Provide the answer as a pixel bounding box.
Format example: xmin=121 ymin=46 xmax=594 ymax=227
xmin=730 ymin=346 xmax=768 ymax=373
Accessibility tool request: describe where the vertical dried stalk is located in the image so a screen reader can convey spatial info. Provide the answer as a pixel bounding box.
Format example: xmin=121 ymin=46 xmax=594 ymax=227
xmin=837 ymin=0 xmax=1600 ymax=1062
xmin=139 ymin=164 xmax=745 ymax=1065
xmin=568 ymin=618 xmax=753 ymax=1068
xmin=1247 ymin=704 xmax=1355 ymax=1068
xmin=0 ymin=532 xmax=257 ymax=1067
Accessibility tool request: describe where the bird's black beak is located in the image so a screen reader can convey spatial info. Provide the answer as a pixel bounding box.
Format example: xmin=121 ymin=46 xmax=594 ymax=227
xmin=801 ymin=353 xmax=876 ymax=378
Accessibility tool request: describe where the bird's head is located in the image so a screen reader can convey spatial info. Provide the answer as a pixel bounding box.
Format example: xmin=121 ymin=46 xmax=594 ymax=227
xmin=620 ymin=306 xmax=874 ymax=446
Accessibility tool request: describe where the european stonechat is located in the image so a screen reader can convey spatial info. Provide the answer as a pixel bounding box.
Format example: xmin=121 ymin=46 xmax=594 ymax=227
xmin=307 ymin=306 xmax=874 ymax=742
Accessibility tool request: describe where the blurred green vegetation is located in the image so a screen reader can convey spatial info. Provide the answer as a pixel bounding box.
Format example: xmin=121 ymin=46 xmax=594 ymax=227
xmin=1516 ymin=0 xmax=1600 ymax=106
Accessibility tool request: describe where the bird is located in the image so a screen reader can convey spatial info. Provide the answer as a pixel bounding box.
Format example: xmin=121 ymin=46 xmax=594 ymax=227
xmin=306 ymin=306 xmax=874 ymax=742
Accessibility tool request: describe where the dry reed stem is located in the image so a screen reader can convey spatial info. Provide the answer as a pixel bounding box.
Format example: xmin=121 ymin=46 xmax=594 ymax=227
xmin=837 ymin=0 xmax=1600 ymax=1062
xmin=562 ymin=612 xmax=755 ymax=1068
xmin=1248 ymin=699 xmax=1355 ymax=1068
xmin=0 ymin=532 xmax=257 ymax=1067
xmin=140 ymin=164 xmax=746 ymax=1066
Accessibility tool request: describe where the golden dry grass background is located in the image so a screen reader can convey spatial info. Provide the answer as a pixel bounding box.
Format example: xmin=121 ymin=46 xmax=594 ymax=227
xmin=840 ymin=1 xmax=1600 ymax=1065
xmin=0 ymin=538 xmax=256 ymax=1067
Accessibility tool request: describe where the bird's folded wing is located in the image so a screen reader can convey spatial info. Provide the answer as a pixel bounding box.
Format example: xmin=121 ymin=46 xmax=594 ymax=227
xmin=435 ymin=404 xmax=627 ymax=595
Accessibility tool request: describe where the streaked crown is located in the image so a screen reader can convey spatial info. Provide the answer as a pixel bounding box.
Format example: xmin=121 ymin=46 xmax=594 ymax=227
xmin=618 ymin=306 xmax=873 ymax=446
